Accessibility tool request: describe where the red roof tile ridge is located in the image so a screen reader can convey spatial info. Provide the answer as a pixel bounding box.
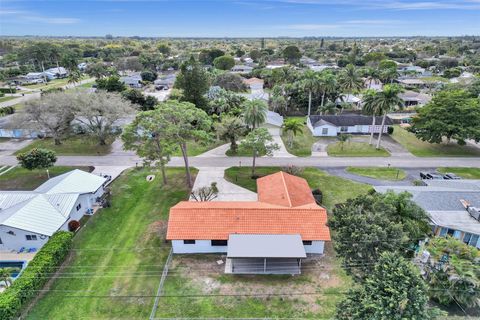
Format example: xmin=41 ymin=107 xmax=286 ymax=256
xmin=279 ymin=171 xmax=293 ymax=207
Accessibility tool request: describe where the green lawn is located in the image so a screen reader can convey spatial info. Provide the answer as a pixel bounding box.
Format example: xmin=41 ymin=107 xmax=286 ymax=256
xmin=15 ymin=136 xmax=113 ymax=156
xmin=0 ymin=95 xmax=17 ymax=103
xmin=281 ymin=119 xmax=317 ymax=157
xmin=0 ymin=166 xmax=91 ymax=190
xmin=391 ymin=126 xmax=480 ymax=157
xmin=24 ymin=78 xmax=70 ymax=90
xmin=26 ymin=168 xmax=194 ymax=320
xmin=327 ymin=142 xmax=390 ymax=157
xmin=172 ymin=139 xmax=224 ymax=157
xmin=437 ymin=167 xmax=480 ymax=179
xmin=346 ymin=167 xmax=407 ymax=181
xmin=226 ymin=144 xmax=266 ymax=157
xmin=225 ymin=166 xmax=371 ymax=211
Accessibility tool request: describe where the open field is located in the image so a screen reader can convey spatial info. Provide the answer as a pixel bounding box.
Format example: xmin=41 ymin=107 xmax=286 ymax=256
xmin=15 ymin=136 xmax=113 ymax=156
xmin=346 ymin=167 xmax=407 ymax=181
xmin=391 ymin=126 xmax=480 ymax=157
xmin=26 ymin=168 xmax=194 ymax=319
xmin=0 ymin=166 xmax=91 ymax=190
xmin=327 ymin=141 xmax=390 ymax=157
xmin=437 ymin=167 xmax=480 ymax=179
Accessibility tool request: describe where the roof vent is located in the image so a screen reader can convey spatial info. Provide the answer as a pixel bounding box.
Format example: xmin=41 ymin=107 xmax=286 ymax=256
xmin=468 ymin=207 xmax=480 ymax=221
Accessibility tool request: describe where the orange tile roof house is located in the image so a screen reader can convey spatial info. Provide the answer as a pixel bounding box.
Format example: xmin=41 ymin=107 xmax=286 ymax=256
xmin=166 ymin=172 xmax=330 ymax=275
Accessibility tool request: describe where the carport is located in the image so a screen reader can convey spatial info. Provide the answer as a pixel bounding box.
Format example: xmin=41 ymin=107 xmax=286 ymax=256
xmin=225 ymin=234 xmax=306 ymax=275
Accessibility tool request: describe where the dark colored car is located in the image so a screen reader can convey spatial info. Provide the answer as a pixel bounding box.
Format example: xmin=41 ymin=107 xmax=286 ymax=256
xmin=443 ymin=173 xmax=461 ymax=180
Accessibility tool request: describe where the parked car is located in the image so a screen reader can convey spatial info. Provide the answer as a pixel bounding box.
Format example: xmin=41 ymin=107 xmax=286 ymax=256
xmin=420 ymin=172 xmax=444 ymax=180
xmin=443 ymin=173 xmax=461 ymax=180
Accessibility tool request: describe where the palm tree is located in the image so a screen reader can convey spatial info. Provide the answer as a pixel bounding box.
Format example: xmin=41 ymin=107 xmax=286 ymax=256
xmin=301 ymin=70 xmax=321 ymax=117
xmin=0 ymin=267 xmax=19 ymax=288
xmin=337 ymin=134 xmax=351 ymax=151
xmin=339 ymin=64 xmax=363 ymax=93
xmin=317 ymin=100 xmax=337 ymax=115
xmin=283 ymin=118 xmax=303 ymax=148
xmin=319 ymin=71 xmax=337 ymax=108
xmin=67 ymin=69 xmax=82 ymax=87
xmin=365 ymin=67 xmax=381 ymax=89
xmin=380 ymin=68 xmax=400 ymax=84
xmin=374 ymin=84 xmax=404 ymax=149
xmin=361 ymin=89 xmax=380 ymax=145
xmin=214 ymin=116 xmax=246 ymax=154
xmin=243 ymin=99 xmax=268 ymax=129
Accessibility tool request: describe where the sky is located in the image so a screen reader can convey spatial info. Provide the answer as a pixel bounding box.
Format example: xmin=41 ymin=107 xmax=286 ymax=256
xmin=0 ymin=0 xmax=479 ymax=37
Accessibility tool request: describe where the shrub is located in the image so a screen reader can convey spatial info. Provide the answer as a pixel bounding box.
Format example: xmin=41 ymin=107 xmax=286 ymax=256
xmin=281 ymin=165 xmax=304 ymax=176
xmin=312 ymin=188 xmax=323 ymax=204
xmin=0 ymin=88 xmax=17 ymax=94
xmin=0 ymin=106 xmax=15 ymax=117
xmin=68 ymin=220 xmax=80 ymax=232
xmin=0 ymin=231 xmax=73 ymax=320
xmin=387 ymin=126 xmax=394 ymax=134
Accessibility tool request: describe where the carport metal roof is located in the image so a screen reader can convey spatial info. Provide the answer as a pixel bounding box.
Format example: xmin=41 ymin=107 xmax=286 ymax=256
xmin=227 ymin=234 xmax=307 ymax=258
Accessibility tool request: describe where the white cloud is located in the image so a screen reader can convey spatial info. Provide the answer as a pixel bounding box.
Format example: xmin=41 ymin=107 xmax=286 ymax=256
xmin=0 ymin=8 xmax=80 ymax=24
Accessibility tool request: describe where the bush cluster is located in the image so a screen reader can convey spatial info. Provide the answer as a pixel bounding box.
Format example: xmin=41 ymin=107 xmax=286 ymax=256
xmin=0 ymin=106 xmax=15 ymax=117
xmin=0 ymin=231 xmax=73 ymax=320
xmin=0 ymin=88 xmax=17 ymax=94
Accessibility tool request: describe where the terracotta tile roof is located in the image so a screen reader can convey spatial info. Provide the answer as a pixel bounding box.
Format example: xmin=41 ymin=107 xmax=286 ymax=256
xmin=257 ymin=172 xmax=316 ymax=207
xmin=166 ymin=203 xmax=330 ymax=241
xmin=166 ymin=171 xmax=330 ymax=242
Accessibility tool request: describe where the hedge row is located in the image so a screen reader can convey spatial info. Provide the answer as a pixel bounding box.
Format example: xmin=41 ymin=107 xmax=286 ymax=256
xmin=0 ymin=106 xmax=15 ymax=117
xmin=0 ymin=231 xmax=73 ymax=320
xmin=0 ymin=88 xmax=16 ymax=94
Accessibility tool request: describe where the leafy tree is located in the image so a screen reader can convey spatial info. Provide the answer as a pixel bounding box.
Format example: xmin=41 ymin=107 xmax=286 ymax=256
xmin=378 ymin=59 xmax=397 ymax=70
xmin=235 ymin=49 xmax=245 ymax=57
xmin=214 ymin=115 xmax=246 ymax=154
xmin=336 ymin=252 xmax=439 ymax=320
xmin=213 ymin=73 xmax=247 ymax=92
xmin=239 ymin=128 xmax=279 ymax=177
xmin=283 ymin=45 xmax=302 ymax=64
xmin=190 ymin=182 xmax=219 ymax=202
xmin=250 ymin=49 xmax=262 ymax=62
xmin=175 ymin=57 xmax=210 ymax=110
xmin=199 ymin=49 xmax=225 ymax=65
xmin=373 ymin=84 xmax=404 ymax=149
xmin=74 ymin=91 xmax=134 ymax=145
xmin=17 ymin=148 xmax=57 ymax=171
xmin=140 ymin=70 xmax=157 ymax=82
xmin=443 ymin=67 xmax=462 ymax=78
xmin=283 ymin=118 xmax=303 ymax=148
xmin=411 ymin=90 xmax=480 ymax=145
xmin=122 ymin=109 xmax=176 ymax=185
xmin=121 ymin=89 xmax=159 ymax=111
xmin=208 ymin=88 xmax=246 ymax=116
xmin=243 ymin=99 xmax=268 ymax=129
xmin=157 ymin=100 xmax=212 ymax=187
xmin=86 ymin=62 xmax=110 ymax=79
xmin=17 ymin=92 xmax=76 ymax=145
xmin=301 ymin=70 xmax=321 ymax=117
xmin=157 ymin=43 xmax=171 ymax=55
xmin=96 ymin=75 xmax=125 ymax=92
xmin=213 ymin=55 xmax=235 ymax=70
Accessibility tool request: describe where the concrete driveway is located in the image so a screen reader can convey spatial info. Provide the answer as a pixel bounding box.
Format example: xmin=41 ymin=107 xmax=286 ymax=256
xmin=0 ymin=139 xmax=33 ymax=156
xmin=190 ymin=167 xmax=257 ymax=201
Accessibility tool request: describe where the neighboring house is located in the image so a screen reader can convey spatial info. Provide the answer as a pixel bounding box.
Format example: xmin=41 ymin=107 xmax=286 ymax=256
xmin=336 ymin=94 xmax=362 ymax=109
xmin=120 ymin=75 xmax=142 ymax=88
xmin=0 ymin=115 xmax=41 ymax=139
xmin=243 ymin=77 xmax=264 ymax=91
xmin=261 ymin=111 xmax=283 ymax=135
xmin=396 ymin=78 xmax=427 ymax=89
xmin=399 ymin=90 xmax=432 ymax=107
xmin=78 ymin=62 xmax=88 ymax=71
xmin=154 ymin=74 xmax=176 ymax=90
xmin=25 ymin=72 xmax=45 ymax=81
xmin=166 ymin=171 xmax=330 ymax=275
xmin=231 ymin=65 xmax=253 ymax=73
xmin=364 ymin=78 xmax=383 ymax=91
xmin=300 ymin=57 xmax=318 ymax=66
xmin=44 ymin=67 xmax=68 ymax=79
xmin=307 ymin=114 xmax=393 ymax=137
xmin=398 ymin=65 xmax=426 ymax=75
xmin=0 ymin=170 xmax=107 ymax=252
xmin=308 ymin=64 xmax=339 ymax=72
xmin=375 ymin=179 xmax=480 ymax=249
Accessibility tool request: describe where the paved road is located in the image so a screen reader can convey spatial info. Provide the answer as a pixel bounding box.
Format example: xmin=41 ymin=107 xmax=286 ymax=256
xmin=0 ymin=153 xmax=478 ymax=168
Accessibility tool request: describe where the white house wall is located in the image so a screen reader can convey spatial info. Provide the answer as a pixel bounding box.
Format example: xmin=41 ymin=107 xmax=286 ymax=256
xmin=309 ymin=123 xmax=389 ymax=137
xmin=172 ymin=239 xmax=325 ymax=255
xmin=0 ymin=226 xmax=49 ymax=251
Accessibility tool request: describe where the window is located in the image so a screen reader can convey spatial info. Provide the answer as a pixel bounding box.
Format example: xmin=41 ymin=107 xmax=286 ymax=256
xmin=303 ymin=241 xmax=312 ymax=246
xmin=26 ymin=235 xmax=37 ymax=241
xmin=447 ymin=229 xmax=455 ymax=236
xmin=439 ymin=228 xmax=447 ymax=237
xmin=211 ymin=240 xmax=228 ymax=246
xmin=340 ymin=126 xmax=348 ymax=132
xmin=321 ymin=128 xmax=328 ymax=135
xmin=76 ymin=203 xmax=82 ymax=211
xmin=0 ymin=237 xmax=2 ymax=244
xmin=183 ymin=240 xmax=196 ymax=244
xmin=7 ymin=230 xmax=15 ymax=236
xmin=469 ymin=234 xmax=479 ymax=247
xmin=463 ymin=233 xmax=472 ymax=245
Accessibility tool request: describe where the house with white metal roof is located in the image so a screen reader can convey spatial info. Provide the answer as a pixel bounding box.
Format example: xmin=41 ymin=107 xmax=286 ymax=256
xmin=0 ymin=170 xmax=107 ymax=252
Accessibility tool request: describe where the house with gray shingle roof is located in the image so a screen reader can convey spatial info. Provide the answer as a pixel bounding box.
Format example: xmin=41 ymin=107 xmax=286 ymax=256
xmin=374 ymin=179 xmax=480 ymax=249
xmin=307 ymin=114 xmax=393 ymax=137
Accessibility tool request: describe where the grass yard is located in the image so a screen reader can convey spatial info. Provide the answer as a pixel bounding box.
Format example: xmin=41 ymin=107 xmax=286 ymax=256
xmin=437 ymin=167 xmax=480 ymax=179
xmin=281 ymin=119 xmax=317 ymax=157
xmin=327 ymin=141 xmax=390 ymax=157
xmin=24 ymin=78 xmax=70 ymax=90
xmin=0 ymin=166 xmax=92 ymax=190
xmin=26 ymin=168 xmax=195 ymax=320
xmin=346 ymin=167 xmax=407 ymax=181
xmin=0 ymin=95 xmax=17 ymax=103
xmin=226 ymin=144 xmax=267 ymax=157
xmin=225 ymin=166 xmax=371 ymax=211
xmin=172 ymin=139 xmax=224 ymax=157
xmin=15 ymin=136 xmax=113 ymax=156
xmin=156 ymin=243 xmax=350 ymax=319
xmin=391 ymin=126 xmax=480 ymax=157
